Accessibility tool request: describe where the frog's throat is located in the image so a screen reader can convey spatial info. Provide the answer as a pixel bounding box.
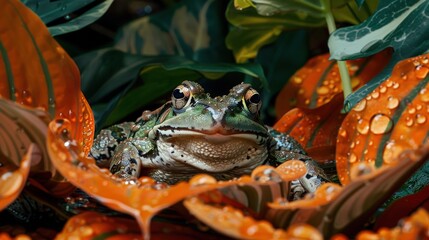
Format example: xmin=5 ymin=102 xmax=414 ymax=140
xmin=153 ymin=130 xmax=268 ymax=173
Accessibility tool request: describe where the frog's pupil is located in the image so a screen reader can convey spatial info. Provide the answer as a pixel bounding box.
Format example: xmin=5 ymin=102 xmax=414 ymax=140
xmin=250 ymin=94 xmax=260 ymax=103
xmin=173 ymin=89 xmax=185 ymax=99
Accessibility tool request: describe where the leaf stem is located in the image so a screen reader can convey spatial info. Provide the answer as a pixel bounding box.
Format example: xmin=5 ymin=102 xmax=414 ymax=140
xmin=324 ymin=3 xmax=352 ymax=99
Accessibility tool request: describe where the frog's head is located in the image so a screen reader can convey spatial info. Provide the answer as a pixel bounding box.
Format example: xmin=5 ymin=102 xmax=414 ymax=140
xmin=148 ymin=81 xmax=269 ymax=176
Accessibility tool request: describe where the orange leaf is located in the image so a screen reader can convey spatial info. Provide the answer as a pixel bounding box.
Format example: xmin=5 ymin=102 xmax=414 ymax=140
xmin=0 ymin=0 xmax=95 ymax=197
xmin=183 ymin=196 xmax=323 ymax=240
xmin=275 ymin=50 xmax=391 ymax=117
xmin=266 ymin=143 xmax=428 ymax=237
xmin=273 ymin=94 xmax=345 ymax=164
xmin=0 ymin=0 xmax=94 ymax=154
xmin=0 ymin=144 xmax=32 ymax=210
xmin=336 ymin=53 xmax=429 ymax=185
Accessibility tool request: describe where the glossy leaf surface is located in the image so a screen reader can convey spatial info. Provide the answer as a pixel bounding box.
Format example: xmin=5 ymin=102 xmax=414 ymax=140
xmin=329 ymin=0 xmax=429 ymax=111
xmin=226 ymin=0 xmax=377 ymax=62
xmin=274 ymin=94 xmax=345 ymax=167
xmin=336 ymin=53 xmax=429 ymax=185
xmin=275 ymin=51 xmax=390 ymax=116
xmin=0 ymin=142 xmax=32 ymax=210
xmin=0 ymin=0 xmax=94 ymax=154
xmin=268 ymin=144 xmax=428 ymax=236
xmin=0 ymin=0 xmax=93 ymax=199
xmin=22 ymin=0 xmax=113 ymax=36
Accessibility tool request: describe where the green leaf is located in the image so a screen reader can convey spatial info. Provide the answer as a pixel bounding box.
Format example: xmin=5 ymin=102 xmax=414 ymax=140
xmin=329 ymin=0 xmax=429 ymax=111
xmin=76 ymin=49 xmax=267 ymax=130
xmin=22 ymin=0 xmax=113 ymax=36
xmin=114 ymin=0 xmax=233 ymax=63
xmin=226 ymin=0 xmax=377 ymax=62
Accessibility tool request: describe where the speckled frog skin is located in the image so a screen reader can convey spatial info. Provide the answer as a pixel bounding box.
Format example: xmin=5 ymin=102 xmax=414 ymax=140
xmin=91 ymin=81 xmax=328 ymax=196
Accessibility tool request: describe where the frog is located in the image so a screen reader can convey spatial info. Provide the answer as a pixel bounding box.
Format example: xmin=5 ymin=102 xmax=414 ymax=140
xmin=90 ymin=81 xmax=329 ymax=198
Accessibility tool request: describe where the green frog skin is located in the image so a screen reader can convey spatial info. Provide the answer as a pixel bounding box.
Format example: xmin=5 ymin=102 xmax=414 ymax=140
xmin=90 ymin=81 xmax=328 ymax=198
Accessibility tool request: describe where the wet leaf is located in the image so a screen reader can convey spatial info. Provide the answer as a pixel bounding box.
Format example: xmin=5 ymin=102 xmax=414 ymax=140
xmin=357 ymin=208 xmax=429 ymax=239
xmin=0 ymin=143 xmax=32 ymax=210
xmin=184 ymin=197 xmax=293 ymax=240
xmin=336 ymin=53 xmax=429 ymax=185
xmin=22 ymin=0 xmax=113 ymax=36
xmin=267 ymin=143 xmax=428 ymax=237
xmin=275 ymin=50 xmax=391 ymax=116
xmin=329 ymin=0 xmax=429 ymax=111
xmin=0 ymin=0 xmax=94 ymax=153
xmin=226 ymin=0 xmax=378 ymax=62
xmin=273 ymin=94 xmax=345 ymax=167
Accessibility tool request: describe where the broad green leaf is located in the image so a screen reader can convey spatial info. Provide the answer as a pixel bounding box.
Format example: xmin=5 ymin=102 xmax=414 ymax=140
xmin=22 ymin=0 xmax=113 ymax=36
xmin=328 ymin=0 xmax=429 ymax=111
xmin=226 ymin=0 xmax=377 ymax=63
xmin=76 ymin=48 xmax=267 ymax=130
xmin=114 ymin=0 xmax=233 ymax=63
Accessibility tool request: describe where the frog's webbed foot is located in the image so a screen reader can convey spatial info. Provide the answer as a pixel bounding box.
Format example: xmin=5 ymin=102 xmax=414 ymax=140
xmin=109 ymin=140 xmax=143 ymax=179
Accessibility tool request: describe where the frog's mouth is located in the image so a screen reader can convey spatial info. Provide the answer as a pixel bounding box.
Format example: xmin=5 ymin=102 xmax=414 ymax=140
xmin=154 ymin=129 xmax=268 ymax=172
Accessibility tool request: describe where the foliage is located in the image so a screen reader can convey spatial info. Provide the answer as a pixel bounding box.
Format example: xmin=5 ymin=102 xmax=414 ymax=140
xmin=22 ymin=0 xmax=113 ymax=36
xmin=1 ymin=0 xmax=429 ymax=239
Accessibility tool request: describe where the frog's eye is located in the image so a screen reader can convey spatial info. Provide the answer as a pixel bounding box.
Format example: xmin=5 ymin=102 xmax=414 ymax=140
xmin=242 ymin=88 xmax=261 ymax=114
xmin=172 ymin=84 xmax=192 ymax=110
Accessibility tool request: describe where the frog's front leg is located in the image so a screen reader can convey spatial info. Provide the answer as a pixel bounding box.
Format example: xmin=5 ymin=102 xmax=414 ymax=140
xmin=109 ymin=138 xmax=155 ymax=179
xmin=267 ymin=128 xmax=329 ymax=200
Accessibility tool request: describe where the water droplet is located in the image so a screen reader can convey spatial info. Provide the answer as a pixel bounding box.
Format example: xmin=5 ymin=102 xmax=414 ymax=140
xmin=371 ymin=91 xmax=380 ymax=99
xmin=386 ymin=80 xmax=393 ymax=87
xmin=251 ymin=166 xmax=282 ymax=183
xmin=416 ymin=114 xmax=426 ymax=124
xmin=276 ymin=160 xmax=307 ymax=180
xmin=408 ymin=107 xmax=416 ymax=114
xmin=151 ymin=182 xmax=169 ymax=190
xmin=317 ymin=86 xmax=329 ymax=95
xmin=393 ymin=82 xmax=399 ymax=89
xmin=406 ymin=117 xmax=414 ymax=127
xmin=349 ymin=153 xmax=357 ymax=163
xmin=387 ymin=96 xmax=399 ymax=109
xmin=370 ymin=114 xmax=393 ymax=134
xmin=354 ymin=99 xmax=366 ymax=112
xmin=339 ymin=129 xmax=347 ymax=137
xmin=420 ymin=88 xmax=429 ymax=102
xmin=423 ymin=57 xmax=429 ymax=64
xmin=379 ymin=86 xmax=387 ymax=93
xmin=357 ymin=119 xmax=370 ymax=134
xmin=350 ymin=142 xmax=355 ymax=148
xmin=189 ymin=174 xmax=217 ymax=186
xmin=22 ymin=90 xmax=32 ymax=104
xmin=293 ymin=76 xmax=303 ymax=84
xmin=416 ymin=104 xmax=423 ymax=111
xmin=383 ymin=140 xmax=402 ymax=164
xmin=415 ymin=66 xmax=429 ymax=79
xmin=350 ymin=163 xmax=375 ymax=180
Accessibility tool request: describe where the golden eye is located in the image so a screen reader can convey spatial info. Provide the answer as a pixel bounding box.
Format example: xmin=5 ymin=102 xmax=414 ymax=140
xmin=172 ymin=84 xmax=192 ymax=110
xmin=242 ymin=88 xmax=261 ymax=114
